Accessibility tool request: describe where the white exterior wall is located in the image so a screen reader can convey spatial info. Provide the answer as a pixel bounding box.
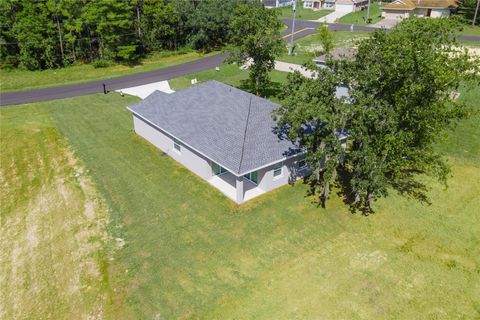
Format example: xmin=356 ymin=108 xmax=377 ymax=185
xmin=430 ymin=9 xmax=450 ymax=17
xmin=382 ymin=9 xmax=410 ymax=19
xmin=133 ymin=115 xmax=212 ymax=180
xmin=257 ymin=156 xmax=310 ymax=193
xmin=132 ymin=114 xmax=310 ymax=203
xmin=414 ymin=8 xmax=429 ymax=16
xmin=336 ymin=3 xmax=355 ymax=12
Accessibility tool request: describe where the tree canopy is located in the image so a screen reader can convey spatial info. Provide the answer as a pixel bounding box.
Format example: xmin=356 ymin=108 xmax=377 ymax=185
xmin=0 ymin=0 xmax=246 ymax=70
xmin=276 ymin=18 xmax=479 ymax=212
xmin=227 ymin=3 xmax=284 ymax=95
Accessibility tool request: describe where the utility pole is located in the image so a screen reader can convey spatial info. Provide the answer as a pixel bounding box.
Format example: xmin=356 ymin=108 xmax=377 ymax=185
xmin=473 ymin=0 xmax=479 ymax=26
xmin=365 ymin=0 xmax=372 ymax=24
xmin=289 ymin=0 xmax=297 ymax=55
xmin=136 ymin=1 xmax=142 ymax=38
xmin=55 ymin=0 xmax=65 ymax=61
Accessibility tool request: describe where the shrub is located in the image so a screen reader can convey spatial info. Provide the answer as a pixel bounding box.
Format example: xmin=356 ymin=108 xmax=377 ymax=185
xmin=92 ymin=59 xmax=111 ymax=68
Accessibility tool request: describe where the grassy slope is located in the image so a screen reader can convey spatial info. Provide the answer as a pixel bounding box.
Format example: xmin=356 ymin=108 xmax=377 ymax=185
xmin=339 ymin=3 xmax=382 ymax=26
xmin=0 ymin=51 xmax=218 ymax=93
xmin=277 ymin=5 xmax=333 ymax=20
xmin=1 ymin=78 xmax=479 ymax=319
xmin=277 ymin=31 xmax=370 ymax=64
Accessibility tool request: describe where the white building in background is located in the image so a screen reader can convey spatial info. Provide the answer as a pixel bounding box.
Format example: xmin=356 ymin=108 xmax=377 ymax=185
xmin=381 ymin=0 xmax=458 ymax=19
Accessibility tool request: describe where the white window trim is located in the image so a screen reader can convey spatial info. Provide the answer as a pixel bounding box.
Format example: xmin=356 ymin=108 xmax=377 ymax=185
xmin=273 ymin=162 xmax=283 ymax=179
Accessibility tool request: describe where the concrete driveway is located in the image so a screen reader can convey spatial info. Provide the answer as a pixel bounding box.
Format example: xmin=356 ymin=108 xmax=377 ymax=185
xmin=115 ymin=81 xmax=174 ymax=99
xmin=316 ymin=10 xmax=350 ymax=23
xmin=371 ymin=19 xmax=399 ymax=29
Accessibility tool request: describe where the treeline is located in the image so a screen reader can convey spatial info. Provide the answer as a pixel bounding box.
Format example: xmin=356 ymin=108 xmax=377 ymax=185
xmin=0 ymin=0 xmax=256 ymax=70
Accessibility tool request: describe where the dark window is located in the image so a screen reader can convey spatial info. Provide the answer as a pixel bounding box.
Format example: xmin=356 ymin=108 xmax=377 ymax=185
xmin=244 ymin=171 xmax=258 ymax=184
xmin=273 ymin=162 xmax=283 ymax=177
xmin=173 ymin=138 xmax=181 ymax=152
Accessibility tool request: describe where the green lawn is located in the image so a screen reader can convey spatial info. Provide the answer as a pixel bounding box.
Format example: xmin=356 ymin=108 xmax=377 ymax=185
xmin=278 ymin=30 xmax=370 ymax=64
xmin=1 ymin=71 xmax=479 ymax=318
xmin=169 ymin=64 xmax=289 ymax=102
xmin=0 ymin=50 xmax=218 ymax=93
xmin=457 ymin=24 xmax=480 ymax=36
xmin=339 ymin=3 xmax=382 ymax=26
xmin=276 ymin=4 xmax=333 ymax=20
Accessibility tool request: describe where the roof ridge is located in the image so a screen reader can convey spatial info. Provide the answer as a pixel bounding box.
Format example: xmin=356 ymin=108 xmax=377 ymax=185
xmin=238 ymin=95 xmax=253 ymax=174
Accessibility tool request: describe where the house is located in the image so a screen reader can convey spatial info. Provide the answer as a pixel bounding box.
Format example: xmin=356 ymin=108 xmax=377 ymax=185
xmin=263 ymin=0 xmax=295 ymax=8
xmin=313 ymin=47 xmax=357 ymax=67
xmin=335 ymin=0 xmax=368 ymax=12
xmin=304 ymin=0 xmax=367 ymax=11
xmin=303 ymin=0 xmax=335 ymax=10
xmin=127 ymin=81 xmax=309 ymax=204
xmin=381 ymin=0 xmax=458 ymax=19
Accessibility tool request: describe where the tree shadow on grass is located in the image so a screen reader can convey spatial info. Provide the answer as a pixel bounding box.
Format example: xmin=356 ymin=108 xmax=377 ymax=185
xmin=238 ymin=79 xmax=284 ymax=100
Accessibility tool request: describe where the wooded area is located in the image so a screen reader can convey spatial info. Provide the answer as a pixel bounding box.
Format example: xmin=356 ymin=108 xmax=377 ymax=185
xmin=0 ymin=0 xmax=252 ymax=70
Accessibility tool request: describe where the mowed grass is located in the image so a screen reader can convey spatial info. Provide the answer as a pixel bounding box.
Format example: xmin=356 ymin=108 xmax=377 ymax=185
xmin=169 ymin=64 xmax=289 ymax=102
xmin=338 ymin=3 xmax=382 ymax=26
xmin=1 ymin=78 xmax=479 ymax=318
xmin=457 ymin=24 xmax=480 ymax=36
xmin=276 ymin=4 xmax=333 ymax=20
xmin=0 ymin=50 xmax=218 ymax=93
xmin=278 ymin=30 xmax=370 ymax=64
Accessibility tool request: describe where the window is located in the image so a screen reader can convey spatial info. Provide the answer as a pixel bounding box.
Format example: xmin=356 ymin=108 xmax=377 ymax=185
xmin=273 ymin=162 xmax=283 ymax=177
xmin=212 ymin=162 xmax=227 ymax=176
xmin=173 ymin=138 xmax=181 ymax=152
xmin=243 ymin=171 xmax=258 ymax=184
xmin=298 ymin=155 xmax=307 ymax=169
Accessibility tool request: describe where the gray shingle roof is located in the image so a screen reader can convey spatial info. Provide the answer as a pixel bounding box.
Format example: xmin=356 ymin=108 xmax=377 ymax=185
xmin=128 ymin=80 xmax=299 ymax=175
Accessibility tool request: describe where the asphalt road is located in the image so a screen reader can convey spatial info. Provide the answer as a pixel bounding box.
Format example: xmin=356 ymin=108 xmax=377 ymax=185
xmin=0 ymin=53 xmax=229 ymax=106
xmin=1 ymin=20 xmax=478 ymax=106
xmin=282 ymin=19 xmax=480 ymax=41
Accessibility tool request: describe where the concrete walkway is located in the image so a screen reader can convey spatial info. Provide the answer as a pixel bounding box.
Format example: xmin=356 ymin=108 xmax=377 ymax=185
xmin=274 ymin=61 xmax=316 ymax=78
xmin=371 ymin=19 xmax=399 ymax=29
xmin=316 ymin=10 xmax=350 ymax=23
xmin=116 ymin=80 xmax=174 ymax=99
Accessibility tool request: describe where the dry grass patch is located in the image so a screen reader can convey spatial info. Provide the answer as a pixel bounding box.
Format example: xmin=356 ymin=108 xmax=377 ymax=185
xmin=0 ymin=118 xmax=114 ymax=319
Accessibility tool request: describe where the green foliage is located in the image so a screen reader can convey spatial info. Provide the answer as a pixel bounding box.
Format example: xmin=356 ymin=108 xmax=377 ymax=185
xmin=455 ymin=0 xmax=480 ymax=24
xmin=276 ymin=18 xmax=479 ymax=211
xmin=92 ymin=58 xmax=111 ymax=69
xmin=228 ymin=4 xmax=284 ymax=95
xmin=0 ymin=0 xmax=245 ymax=70
xmin=141 ymin=0 xmax=179 ymax=51
xmin=317 ymin=25 xmax=334 ymax=55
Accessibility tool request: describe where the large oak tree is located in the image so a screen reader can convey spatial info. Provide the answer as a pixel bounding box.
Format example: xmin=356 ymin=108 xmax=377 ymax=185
xmin=276 ymin=18 xmax=478 ymax=212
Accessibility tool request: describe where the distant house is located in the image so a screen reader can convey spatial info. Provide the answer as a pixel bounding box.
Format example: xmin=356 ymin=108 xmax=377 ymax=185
xmin=263 ymin=0 xmax=295 ymax=8
xmin=313 ymin=47 xmax=357 ymax=67
xmin=381 ymin=0 xmax=458 ymax=19
xmin=127 ymin=81 xmax=309 ymax=204
xmin=304 ymin=0 xmax=367 ymax=11
xmin=303 ymin=0 xmax=336 ymax=9
xmin=335 ymin=0 xmax=368 ymax=12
